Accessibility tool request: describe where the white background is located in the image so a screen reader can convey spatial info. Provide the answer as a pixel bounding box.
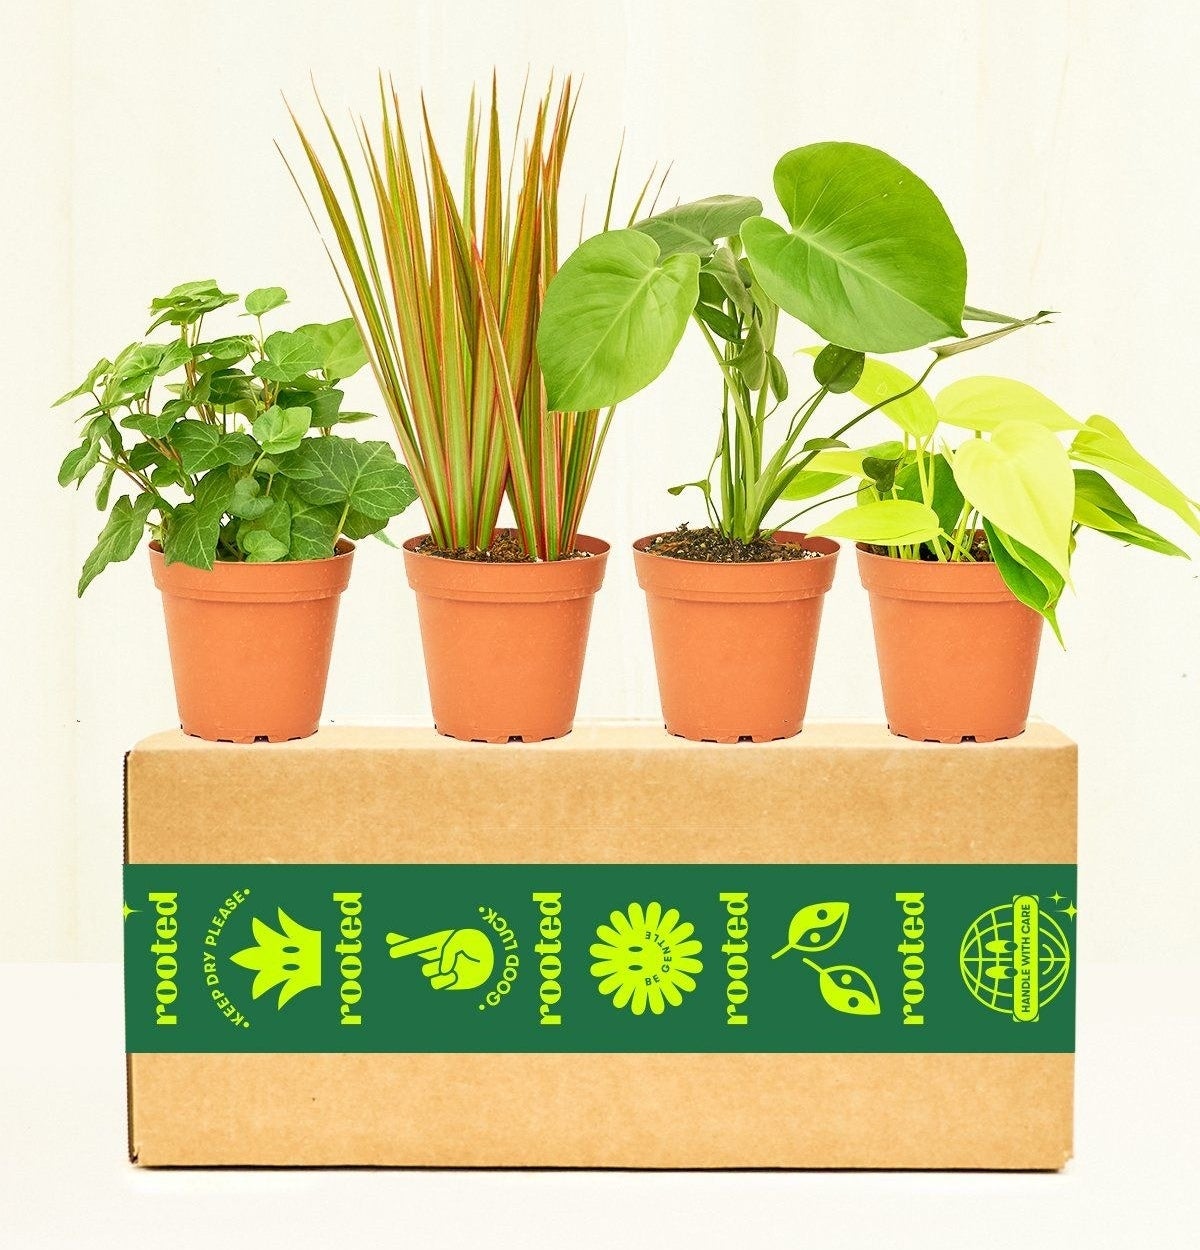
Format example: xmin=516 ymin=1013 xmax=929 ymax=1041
xmin=2 ymin=1 xmax=1198 ymax=1244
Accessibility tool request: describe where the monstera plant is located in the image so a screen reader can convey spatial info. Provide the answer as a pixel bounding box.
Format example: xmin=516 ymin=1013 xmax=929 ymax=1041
xmin=538 ymin=142 xmax=985 ymax=548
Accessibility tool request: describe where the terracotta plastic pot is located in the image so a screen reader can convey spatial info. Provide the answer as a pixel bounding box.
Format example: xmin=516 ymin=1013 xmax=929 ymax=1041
xmin=633 ymin=532 xmax=840 ymax=743
xmin=402 ymin=532 xmax=609 ymax=743
xmin=150 ymin=541 xmax=354 ymax=743
xmin=857 ymin=545 xmax=1043 ymax=743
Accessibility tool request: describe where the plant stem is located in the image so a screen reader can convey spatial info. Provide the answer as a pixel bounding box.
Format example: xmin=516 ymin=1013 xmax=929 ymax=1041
xmin=765 ymin=484 xmax=867 ymax=537
xmin=791 ymin=356 xmax=942 ymax=477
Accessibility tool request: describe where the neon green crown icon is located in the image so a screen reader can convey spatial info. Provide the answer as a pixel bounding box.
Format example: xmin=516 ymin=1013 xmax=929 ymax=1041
xmin=230 ymin=908 xmax=322 ymax=1009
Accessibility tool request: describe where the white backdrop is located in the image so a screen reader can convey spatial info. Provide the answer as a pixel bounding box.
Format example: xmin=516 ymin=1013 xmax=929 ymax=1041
xmin=4 ymin=0 xmax=1197 ymax=964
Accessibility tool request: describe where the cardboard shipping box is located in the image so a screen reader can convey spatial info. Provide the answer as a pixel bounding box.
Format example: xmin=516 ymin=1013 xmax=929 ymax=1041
xmin=124 ymin=722 xmax=1077 ymax=1169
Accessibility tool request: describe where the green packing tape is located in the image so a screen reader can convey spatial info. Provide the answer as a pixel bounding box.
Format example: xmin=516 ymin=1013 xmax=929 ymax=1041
xmin=124 ymin=863 xmax=1077 ymax=1054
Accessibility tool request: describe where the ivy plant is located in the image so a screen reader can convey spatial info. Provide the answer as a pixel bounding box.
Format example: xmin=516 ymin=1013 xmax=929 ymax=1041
xmin=801 ymin=370 xmax=1199 ymax=639
xmin=57 ymin=280 xmax=417 ymax=593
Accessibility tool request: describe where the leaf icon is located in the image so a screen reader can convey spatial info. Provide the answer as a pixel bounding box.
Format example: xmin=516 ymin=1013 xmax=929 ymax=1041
xmin=804 ymin=960 xmax=881 ymax=1015
xmin=771 ymin=901 xmax=850 ymax=958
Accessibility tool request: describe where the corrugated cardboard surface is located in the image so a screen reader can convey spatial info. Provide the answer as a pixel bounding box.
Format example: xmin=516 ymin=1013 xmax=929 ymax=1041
xmin=126 ymin=721 xmax=1076 ymax=1169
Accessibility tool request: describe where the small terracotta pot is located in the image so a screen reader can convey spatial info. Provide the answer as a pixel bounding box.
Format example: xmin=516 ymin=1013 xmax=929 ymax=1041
xmin=402 ymin=532 xmax=609 ymax=743
xmin=857 ymin=545 xmax=1043 ymax=743
xmin=150 ymin=541 xmax=354 ymax=743
xmin=633 ymin=532 xmax=840 ymax=743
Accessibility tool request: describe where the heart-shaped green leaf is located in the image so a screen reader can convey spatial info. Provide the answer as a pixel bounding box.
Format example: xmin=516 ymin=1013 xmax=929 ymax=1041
xmin=1072 ymin=469 xmax=1188 ymax=557
xmin=701 ymin=246 xmax=755 ymax=315
xmin=252 ymin=329 xmax=322 ymax=384
xmin=894 ymin=453 xmax=965 ymax=535
xmin=801 ymin=349 xmax=936 ymax=438
xmin=804 ymin=440 xmax=906 ymax=479
xmin=55 ymin=357 xmax=112 ymax=407
xmin=244 ymin=286 xmax=288 ymax=316
xmin=290 ymin=438 xmax=417 ymax=520
xmin=741 ymin=142 xmax=966 ymax=352
xmin=1070 ymin=415 xmax=1200 ymax=537
xmin=252 ymin=404 xmax=312 ymax=455
xmin=227 ymin=475 xmax=273 ymax=520
xmin=811 ymin=345 xmax=865 ymax=394
xmin=936 ymin=376 xmax=1080 ymax=433
xmin=984 ymin=519 xmax=1064 ymax=645
xmin=635 ymin=195 xmax=763 ymax=259
xmin=537 ymin=229 xmax=701 ymax=411
xmin=170 ymin=422 xmax=258 ymax=474
xmin=772 ymin=902 xmax=850 ymax=958
xmin=862 ymin=454 xmax=902 ymax=493
xmin=120 ymin=411 xmax=177 ymax=440
xmin=810 ymin=499 xmax=941 ymax=545
xmin=276 ymin=483 xmax=344 ymax=560
xmin=952 ymin=420 xmax=1075 ymax=579
xmin=162 ymin=470 xmax=235 ymax=569
xmin=237 ymin=498 xmax=292 ymax=563
xmin=780 ymin=468 xmax=851 ymax=502
xmin=77 ymin=492 xmax=155 ymax=595
xmin=296 ymin=318 xmax=368 ymax=379
xmin=58 ymin=442 xmax=99 ymax=487
xmin=197 ymin=335 xmax=253 ymax=365
xmin=850 ymin=355 xmax=937 ymax=439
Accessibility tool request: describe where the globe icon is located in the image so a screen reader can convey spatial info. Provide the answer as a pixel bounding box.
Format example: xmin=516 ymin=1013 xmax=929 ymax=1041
xmin=959 ymin=901 xmax=1071 ymax=1017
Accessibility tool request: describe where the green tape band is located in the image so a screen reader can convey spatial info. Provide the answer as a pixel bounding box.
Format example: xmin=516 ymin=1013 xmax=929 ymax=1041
xmin=123 ymin=864 xmax=1076 ymax=1053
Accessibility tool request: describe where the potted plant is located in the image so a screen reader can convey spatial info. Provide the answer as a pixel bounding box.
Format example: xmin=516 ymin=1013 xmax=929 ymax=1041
xmin=57 ymin=279 xmax=416 ymax=742
xmin=289 ymin=79 xmax=637 ymax=742
xmin=797 ymin=368 xmax=1199 ymax=740
xmin=537 ymin=142 xmax=983 ymax=741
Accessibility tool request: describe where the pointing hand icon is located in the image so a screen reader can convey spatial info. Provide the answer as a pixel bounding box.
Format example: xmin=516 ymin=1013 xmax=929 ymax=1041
xmin=386 ymin=928 xmax=495 ymax=991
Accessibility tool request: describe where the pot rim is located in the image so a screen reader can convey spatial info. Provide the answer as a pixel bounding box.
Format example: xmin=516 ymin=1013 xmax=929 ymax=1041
xmin=632 ymin=529 xmax=838 ymax=564
xmin=855 ymin=542 xmax=1025 ymax=604
xmin=402 ymin=530 xmax=609 ymax=602
xmin=150 ymin=538 xmax=355 ymax=602
xmin=632 ymin=530 xmax=839 ymax=603
xmin=149 ymin=537 xmax=356 ymax=567
xmin=402 ymin=529 xmax=610 ymax=564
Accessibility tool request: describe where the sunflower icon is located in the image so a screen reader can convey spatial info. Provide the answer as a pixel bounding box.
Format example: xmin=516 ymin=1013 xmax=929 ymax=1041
xmin=590 ymin=901 xmax=704 ymax=1016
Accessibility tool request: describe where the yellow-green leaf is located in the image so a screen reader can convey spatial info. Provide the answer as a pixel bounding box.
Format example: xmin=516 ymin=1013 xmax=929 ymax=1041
xmin=805 ymin=440 xmax=905 ymax=479
xmin=1070 ymin=415 xmax=1200 ymax=537
xmin=802 ymin=349 xmax=936 ymax=439
xmin=951 ymin=420 xmax=1075 ymax=579
xmin=810 ymin=499 xmax=941 ymax=544
xmin=936 ymin=376 xmax=1080 ymax=433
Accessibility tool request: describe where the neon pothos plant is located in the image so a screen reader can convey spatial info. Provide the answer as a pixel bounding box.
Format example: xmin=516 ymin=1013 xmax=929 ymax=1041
xmin=56 ymin=280 xmax=417 ymax=594
xmin=801 ymin=369 xmax=1199 ymax=639
xmin=538 ymin=141 xmax=1037 ymax=544
xmin=289 ymin=77 xmax=644 ymax=561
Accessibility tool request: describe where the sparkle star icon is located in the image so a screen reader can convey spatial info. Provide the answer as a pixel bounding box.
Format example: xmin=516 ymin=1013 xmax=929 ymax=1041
xmin=122 ymin=902 xmax=139 ymax=920
xmin=1061 ymin=902 xmax=1077 ymax=921
xmin=1049 ymin=891 xmax=1064 ymax=905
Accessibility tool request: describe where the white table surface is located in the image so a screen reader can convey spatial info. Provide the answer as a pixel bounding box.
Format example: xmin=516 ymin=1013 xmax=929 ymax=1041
xmin=2 ymin=959 xmax=1195 ymax=1249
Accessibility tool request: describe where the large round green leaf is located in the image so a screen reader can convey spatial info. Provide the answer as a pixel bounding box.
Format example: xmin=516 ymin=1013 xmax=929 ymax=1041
xmin=741 ymin=142 xmax=966 ymax=352
xmin=537 ymin=229 xmax=700 ymax=412
xmin=951 ymin=420 xmax=1075 ymax=579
